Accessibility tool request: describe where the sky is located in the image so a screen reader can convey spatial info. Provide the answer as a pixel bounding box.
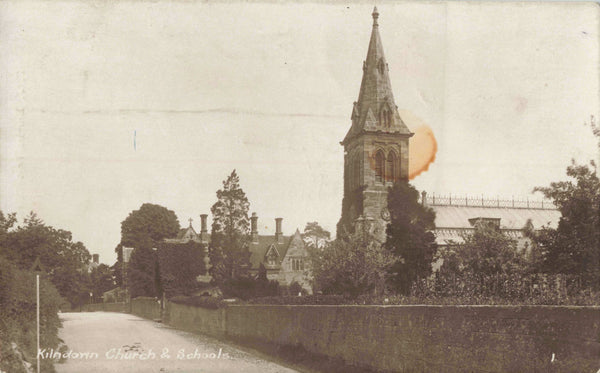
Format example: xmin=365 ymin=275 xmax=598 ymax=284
xmin=1 ymin=1 xmax=598 ymax=264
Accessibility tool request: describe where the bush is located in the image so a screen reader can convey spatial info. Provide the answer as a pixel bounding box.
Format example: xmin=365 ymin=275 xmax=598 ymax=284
xmin=220 ymin=277 xmax=279 ymax=300
xmin=169 ymin=295 xmax=228 ymax=309
xmin=0 ymin=257 xmax=63 ymax=373
xmin=248 ymin=294 xmax=349 ymax=305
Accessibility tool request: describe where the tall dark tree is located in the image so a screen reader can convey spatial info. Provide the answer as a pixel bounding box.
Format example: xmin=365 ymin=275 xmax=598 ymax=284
xmin=127 ymin=247 xmax=158 ymax=298
xmin=121 ymin=203 xmax=180 ymax=297
xmin=90 ymin=264 xmax=115 ymax=302
xmin=156 ymin=241 xmax=206 ymax=298
xmin=534 ymin=159 xmax=600 ymax=289
xmin=385 ymin=182 xmax=437 ymax=295
xmin=209 ymin=170 xmax=251 ymax=283
xmin=112 ymin=243 xmax=124 ymax=287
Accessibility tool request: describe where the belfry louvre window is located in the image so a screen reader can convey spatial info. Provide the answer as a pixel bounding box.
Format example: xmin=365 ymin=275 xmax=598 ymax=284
xmin=387 ymin=151 xmax=397 ymax=181
xmin=375 ymin=150 xmax=385 ymax=182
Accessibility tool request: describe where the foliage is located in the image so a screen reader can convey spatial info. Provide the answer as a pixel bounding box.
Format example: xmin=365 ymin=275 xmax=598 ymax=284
xmin=440 ymin=223 xmax=527 ymax=277
xmin=127 ymin=247 xmax=158 ymax=298
xmin=121 ymin=203 xmax=180 ymax=298
xmin=112 ymin=243 xmax=124 ymax=287
xmin=169 ymin=295 xmax=228 ymax=309
xmin=0 ymin=211 xmax=91 ymax=308
xmin=209 ymin=170 xmax=252 ymax=283
xmin=288 ymin=281 xmax=304 ymax=296
xmin=302 ymin=222 xmax=331 ymax=249
xmin=257 ymin=263 xmax=268 ymax=282
xmin=0 ymin=256 xmax=63 ymax=373
xmin=247 ymin=294 xmax=349 ymax=305
xmin=220 ymin=276 xmax=280 ymax=300
xmin=89 ymin=264 xmax=115 ymax=303
xmin=157 ymin=241 xmax=206 ymax=298
xmin=309 ymin=229 xmax=394 ymax=298
xmin=385 ymin=181 xmax=437 ymax=295
xmin=533 ymin=159 xmax=600 ymax=290
xmin=121 ymin=203 xmax=180 ymax=250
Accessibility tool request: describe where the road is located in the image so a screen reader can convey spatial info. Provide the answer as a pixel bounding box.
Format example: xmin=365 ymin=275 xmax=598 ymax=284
xmin=55 ymin=312 xmax=299 ymax=373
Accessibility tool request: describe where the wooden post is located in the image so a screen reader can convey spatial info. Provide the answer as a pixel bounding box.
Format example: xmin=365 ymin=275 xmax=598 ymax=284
xmin=36 ymin=274 xmax=40 ymax=373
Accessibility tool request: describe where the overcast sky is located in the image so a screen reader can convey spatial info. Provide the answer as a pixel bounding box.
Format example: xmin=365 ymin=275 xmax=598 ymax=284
xmin=1 ymin=1 xmax=598 ymax=264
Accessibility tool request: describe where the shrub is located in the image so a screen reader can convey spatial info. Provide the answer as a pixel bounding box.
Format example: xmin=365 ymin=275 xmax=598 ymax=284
xmin=220 ymin=277 xmax=279 ymax=300
xmin=169 ymin=295 xmax=227 ymax=309
xmin=0 ymin=257 xmax=63 ymax=373
xmin=248 ymin=294 xmax=349 ymax=305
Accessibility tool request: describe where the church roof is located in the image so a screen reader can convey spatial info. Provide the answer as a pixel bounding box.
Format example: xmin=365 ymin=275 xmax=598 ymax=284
xmin=430 ymin=203 xmax=561 ymax=247
xmin=342 ymin=7 xmax=412 ymax=144
xmin=432 ymin=205 xmax=560 ymax=231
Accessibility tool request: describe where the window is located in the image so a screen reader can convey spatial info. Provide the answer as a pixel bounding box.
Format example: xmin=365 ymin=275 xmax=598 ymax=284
xmin=375 ymin=150 xmax=385 ymax=182
xmin=353 ymin=156 xmax=360 ymax=190
xmin=291 ymin=258 xmax=304 ymax=271
xmin=387 ymin=151 xmax=397 ymax=182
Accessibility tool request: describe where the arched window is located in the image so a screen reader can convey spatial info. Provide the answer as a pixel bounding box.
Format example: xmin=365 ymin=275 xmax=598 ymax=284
xmin=375 ymin=150 xmax=385 ymax=182
xmin=386 ymin=110 xmax=392 ymax=127
xmin=387 ymin=151 xmax=397 ymax=182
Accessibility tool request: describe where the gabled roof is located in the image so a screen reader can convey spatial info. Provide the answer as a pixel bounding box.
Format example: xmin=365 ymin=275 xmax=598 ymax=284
xmin=248 ymin=235 xmax=290 ymax=270
xmin=164 ymin=225 xmax=202 ymax=244
xmin=342 ymin=7 xmax=412 ymax=144
xmin=284 ymin=229 xmax=305 ymax=258
xmin=247 ymin=231 xmax=310 ymax=270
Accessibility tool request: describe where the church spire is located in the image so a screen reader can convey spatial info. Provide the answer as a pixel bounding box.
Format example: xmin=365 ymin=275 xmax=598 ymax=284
xmin=342 ymin=7 xmax=412 ymax=144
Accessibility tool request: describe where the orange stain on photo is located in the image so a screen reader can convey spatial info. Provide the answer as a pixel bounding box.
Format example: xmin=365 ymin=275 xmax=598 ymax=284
xmin=401 ymin=111 xmax=437 ymax=180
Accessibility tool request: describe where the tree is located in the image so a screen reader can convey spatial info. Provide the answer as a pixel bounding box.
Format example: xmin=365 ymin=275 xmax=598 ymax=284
xmin=385 ymin=182 xmax=437 ymax=295
xmin=127 ymin=247 xmax=158 ymax=298
xmin=156 ymin=241 xmax=206 ymax=298
xmin=209 ymin=170 xmax=251 ymax=283
xmin=257 ymin=263 xmax=268 ymax=282
xmin=310 ymin=229 xmax=394 ymax=297
xmin=449 ymin=222 xmax=526 ymax=276
xmin=302 ymin=222 xmax=331 ymax=249
xmin=90 ymin=264 xmax=115 ymax=303
xmin=121 ymin=203 xmax=180 ymax=249
xmin=534 ymin=159 xmax=600 ymax=289
xmin=121 ymin=203 xmax=180 ymax=297
xmin=0 ymin=212 xmax=92 ymax=307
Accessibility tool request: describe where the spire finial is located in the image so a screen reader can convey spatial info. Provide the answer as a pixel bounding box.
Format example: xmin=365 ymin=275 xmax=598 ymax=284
xmin=188 ymin=217 xmax=193 ymax=227
xmin=372 ymin=6 xmax=379 ymax=26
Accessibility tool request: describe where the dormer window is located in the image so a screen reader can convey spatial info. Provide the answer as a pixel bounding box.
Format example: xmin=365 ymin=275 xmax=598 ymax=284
xmin=377 ymin=58 xmax=385 ymax=75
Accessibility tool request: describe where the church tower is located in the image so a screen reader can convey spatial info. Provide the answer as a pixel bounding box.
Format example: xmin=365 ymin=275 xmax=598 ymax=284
xmin=338 ymin=7 xmax=413 ymax=240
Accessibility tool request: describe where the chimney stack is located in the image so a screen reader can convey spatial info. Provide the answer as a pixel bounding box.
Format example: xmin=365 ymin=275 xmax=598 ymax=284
xmin=200 ymin=214 xmax=209 ymax=244
xmin=275 ymin=217 xmax=283 ymax=243
xmin=251 ymin=212 xmax=259 ymax=243
xmin=92 ymin=254 xmax=99 ymax=264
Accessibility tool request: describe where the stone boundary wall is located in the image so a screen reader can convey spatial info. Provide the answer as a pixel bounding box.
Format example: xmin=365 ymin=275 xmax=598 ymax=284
xmin=163 ymin=301 xmax=226 ymax=337
xmin=166 ymin=302 xmax=600 ymax=372
xmin=130 ymin=297 xmax=162 ymax=320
